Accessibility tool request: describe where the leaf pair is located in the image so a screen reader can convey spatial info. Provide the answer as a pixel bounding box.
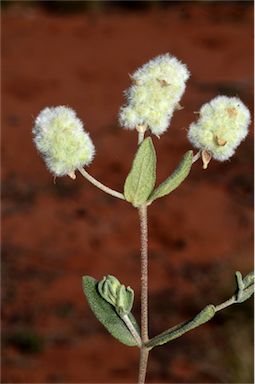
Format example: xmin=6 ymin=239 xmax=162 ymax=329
xmin=124 ymin=137 xmax=193 ymax=207
xmin=83 ymin=276 xmax=139 ymax=347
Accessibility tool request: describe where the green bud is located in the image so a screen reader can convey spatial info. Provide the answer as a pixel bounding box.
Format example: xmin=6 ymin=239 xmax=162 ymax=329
xmin=98 ymin=275 xmax=120 ymax=307
xmin=235 ymin=271 xmax=245 ymax=302
xmin=98 ymin=275 xmax=134 ymax=316
xmin=116 ymin=285 xmax=134 ymax=316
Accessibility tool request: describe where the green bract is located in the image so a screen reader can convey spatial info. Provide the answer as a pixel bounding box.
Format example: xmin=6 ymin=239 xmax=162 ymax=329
xmin=98 ymin=275 xmax=134 ymax=316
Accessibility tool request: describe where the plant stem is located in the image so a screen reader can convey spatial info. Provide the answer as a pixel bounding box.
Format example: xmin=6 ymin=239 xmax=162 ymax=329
xmin=78 ymin=167 xmax=125 ymax=200
xmin=138 ymin=347 xmax=149 ymax=384
xmin=192 ymin=150 xmax=201 ymax=164
xmin=139 ymin=204 xmax=149 ymax=343
xmin=138 ymin=131 xmax=145 ymax=145
xmin=137 ymin=129 xmax=150 ymax=383
xmin=215 ymin=296 xmax=236 ymax=312
xmin=137 ymin=124 xmax=146 ymax=145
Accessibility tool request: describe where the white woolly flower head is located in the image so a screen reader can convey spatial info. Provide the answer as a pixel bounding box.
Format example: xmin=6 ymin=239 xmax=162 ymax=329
xmin=119 ymin=53 xmax=190 ymax=136
xmin=33 ymin=106 xmax=95 ymax=177
xmin=188 ymin=96 xmax=250 ymax=161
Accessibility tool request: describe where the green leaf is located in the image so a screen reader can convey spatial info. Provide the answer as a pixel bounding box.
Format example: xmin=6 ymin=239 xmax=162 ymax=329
xmin=243 ymin=271 xmax=254 ymax=288
xmin=237 ymin=285 xmax=254 ymax=303
xmin=146 ymin=304 xmax=215 ymax=349
xmin=124 ymin=137 xmax=156 ymax=207
xmin=147 ymin=150 xmax=193 ymax=204
xmin=82 ymin=276 xmax=140 ymax=346
xmin=235 ymin=271 xmax=254 ymax=303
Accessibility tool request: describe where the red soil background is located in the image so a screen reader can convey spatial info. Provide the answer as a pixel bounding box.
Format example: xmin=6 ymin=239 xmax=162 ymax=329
xmin=2 ymin=1 xmax=254 ymax=383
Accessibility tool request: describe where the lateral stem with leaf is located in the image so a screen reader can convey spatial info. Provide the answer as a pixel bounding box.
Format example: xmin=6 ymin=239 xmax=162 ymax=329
xmin=78 ymin=167 xmax=125 ymax=200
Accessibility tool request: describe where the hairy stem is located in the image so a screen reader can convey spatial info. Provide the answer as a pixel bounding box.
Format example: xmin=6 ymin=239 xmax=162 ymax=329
xmin=192 ymin=150 xmax=201 ymax=164
xmin=137 ymin=124 xmax=146 ymax=145
xmin=138 ymin=347 xmax=149 ymax=384
xmin=78 ymin=167 xmax=125 ymax=200
xmin=215 ymin=296 xmax=236 ymax=312
xmin=137 ymin=125 xmax=150 ymax=384
xmin=139 ymin=204 xmax=149 ymax=343
xmin=138 ymin=131 xmax=145 ymax=145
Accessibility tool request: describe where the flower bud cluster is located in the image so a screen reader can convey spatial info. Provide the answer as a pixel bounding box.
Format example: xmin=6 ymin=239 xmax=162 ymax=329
xmin=33 ymin=106 xmax=95 ymax=177
xmin=119 ymin=54 xmax=190 ymax=136
xmin=98 ymin=275 xmax=134 ymax=316
xmin=188 ymin=96 xmax=250 ymax=161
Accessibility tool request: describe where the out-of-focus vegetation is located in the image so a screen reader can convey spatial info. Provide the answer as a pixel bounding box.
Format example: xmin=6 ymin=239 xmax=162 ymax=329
xmin=0 ymin=0 xmax=242 ymax=13
xmin=5 ymin=329 xmax=44 ymax=354
xmin=2 ymin=0 xmax=162 ymax=12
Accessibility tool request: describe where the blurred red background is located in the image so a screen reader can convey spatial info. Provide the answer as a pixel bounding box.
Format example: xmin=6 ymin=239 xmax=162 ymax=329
xmin=2 ymin=1 xmax=253 ymax=383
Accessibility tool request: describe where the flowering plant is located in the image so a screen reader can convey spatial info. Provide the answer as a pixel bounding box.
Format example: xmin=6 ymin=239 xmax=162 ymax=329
xmin=33 ymin=54 xmax=253 ymax=384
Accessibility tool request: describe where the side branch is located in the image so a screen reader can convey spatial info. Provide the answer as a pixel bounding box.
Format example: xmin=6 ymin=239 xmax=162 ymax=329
xmin=79 ymin=167 xmax=125 ymax=200
xmin=145 ymin=270 xmax=254 ymax=349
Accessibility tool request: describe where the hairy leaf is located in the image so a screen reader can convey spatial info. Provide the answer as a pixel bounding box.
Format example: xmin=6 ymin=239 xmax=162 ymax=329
xmin=82 ymin=276 xmax=140 ymax=346
xmin=148 ymin=150 xmax=193 ymax=204
xmin=243 ymin=271 xmax=254 ymax=288
xmin=124 ymin=137 xmax=156 ymax=207
xmin=237 ymin=285 xmax=254 ymax=303
xmin=235 ymin=271 xmax=254 ymax=303
xmin=146 ymin=305 xmax=215 ymax=349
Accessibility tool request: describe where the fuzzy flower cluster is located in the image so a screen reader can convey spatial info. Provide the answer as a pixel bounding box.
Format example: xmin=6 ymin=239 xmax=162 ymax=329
xmin=119 ymin=54 xmax=190 ymax=136
xmin=188 ymin=96 xmax=250 ymax=161
xmin=33 ymin=106 xmax=95 ymax=177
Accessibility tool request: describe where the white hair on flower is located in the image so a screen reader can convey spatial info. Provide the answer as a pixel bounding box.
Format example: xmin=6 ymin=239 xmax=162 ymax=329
xmin=188 ymin=96 xmax=250 ymax=161
xmin=119 ymin=53 xmax=190 ymax=136
xmin=33 ymin=106 xmax=95 ymax=177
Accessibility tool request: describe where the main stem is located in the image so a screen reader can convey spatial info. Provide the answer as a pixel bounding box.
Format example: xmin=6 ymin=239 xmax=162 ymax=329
xmin=139 ymin=204 xmax=149 ymax=343
xmin=138 ymin=203 xmax=149 ymax=384
xmin=138 ymin=347 xmax=149 ymax=384
xmin=137 ymin=129 xmax=150 ymax=384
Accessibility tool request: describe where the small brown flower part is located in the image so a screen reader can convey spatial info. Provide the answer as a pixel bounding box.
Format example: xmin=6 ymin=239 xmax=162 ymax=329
xmin=215 ymin=135 xmax=227 ymax=146
xmin=226 ymin=107 xmax=238 ymax=118
xmin=175 ymin=103 xmax=184 ymax=111
xmin=129 ymin=74 xmax=142 ymax=86
xmin=68 ymin=171 xmax=76 ymax=180
xmin=201 ymin=149 xmax=212 ymax=169
xmin=157 ymin=79 xmax=169 ymax=87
